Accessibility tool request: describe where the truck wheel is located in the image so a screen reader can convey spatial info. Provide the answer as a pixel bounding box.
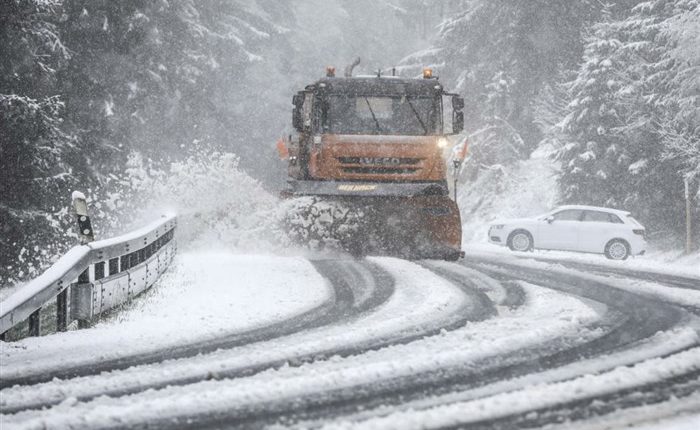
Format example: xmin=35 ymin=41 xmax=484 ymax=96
xmin=508 ymin=230 xmax=533 ymax=252
xmin=443 ymin=251 xmax=462 ymax=262
xmin=605 ymin=239 xmax=630 ymax=260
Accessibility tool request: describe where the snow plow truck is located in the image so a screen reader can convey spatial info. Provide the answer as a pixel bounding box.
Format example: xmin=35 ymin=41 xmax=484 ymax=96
xmin=278 ymin=60 xmax=466 ymax=260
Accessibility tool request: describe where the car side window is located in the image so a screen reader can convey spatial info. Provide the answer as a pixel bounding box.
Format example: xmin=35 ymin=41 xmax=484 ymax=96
xmin=582 ymin=210 xmax=612 ymax=222
xmin=552 ymin=209 xmax=583 ymax=221
xmin=609 ymin=214 xmax=623 ymax=224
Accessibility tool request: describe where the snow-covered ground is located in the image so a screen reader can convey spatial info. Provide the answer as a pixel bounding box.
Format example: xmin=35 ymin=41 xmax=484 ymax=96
xmin=562 ymin=393 xmax=700 ymax=430
xmin=0 ymin=253 xmax=330 ymax=380
xmin=465 ymin=242 xmax=700 ymax=279
xmin=2 ymin=250 xmax=698 ymax=428
xmin=1 ymin=259 xmax=611 ymax=428
xmin=323 ymin=348 xmax=700 ymax=430
xmin=0 ymin=258 xmax=467 ymax=413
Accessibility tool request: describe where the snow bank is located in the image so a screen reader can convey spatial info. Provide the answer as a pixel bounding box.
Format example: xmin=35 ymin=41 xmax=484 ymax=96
xmin=0 ymin=253 xmax=330 ymax=380
xmin=116 ymin=152 xmax=283 ymax=253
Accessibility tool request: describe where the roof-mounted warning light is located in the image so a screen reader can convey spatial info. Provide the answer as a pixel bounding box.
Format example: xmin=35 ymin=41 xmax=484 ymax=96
xmin=423 ymin=68 xmax=433 ymax=79
xmin=326 ymin=66 xmax=336 ymax=78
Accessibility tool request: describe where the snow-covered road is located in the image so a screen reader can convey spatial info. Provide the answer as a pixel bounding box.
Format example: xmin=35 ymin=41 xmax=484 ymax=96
xmin=1 ymin=251 xmax=699 ymax=429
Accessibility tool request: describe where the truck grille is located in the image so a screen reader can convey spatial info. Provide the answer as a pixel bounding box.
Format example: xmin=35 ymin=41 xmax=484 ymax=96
xmin=337 ymin=157 xmax=422 ymax=175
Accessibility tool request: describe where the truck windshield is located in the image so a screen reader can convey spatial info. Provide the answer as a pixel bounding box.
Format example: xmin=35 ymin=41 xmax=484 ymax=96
xmin=324 ymin=95 xmax=439 ymax=136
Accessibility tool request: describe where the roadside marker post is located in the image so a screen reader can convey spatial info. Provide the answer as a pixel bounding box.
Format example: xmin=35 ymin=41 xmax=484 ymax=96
xmin=685 ymin=175 xmax=693 ymax=255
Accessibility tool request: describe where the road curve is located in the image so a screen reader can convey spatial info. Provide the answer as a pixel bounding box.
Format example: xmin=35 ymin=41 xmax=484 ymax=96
xmin=1 ymin=254 xmax=698 ymax=430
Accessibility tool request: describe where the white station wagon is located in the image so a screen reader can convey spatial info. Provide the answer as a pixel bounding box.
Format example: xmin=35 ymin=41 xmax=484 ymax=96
xmin=488 ymin=205 xmax=647 ymax=260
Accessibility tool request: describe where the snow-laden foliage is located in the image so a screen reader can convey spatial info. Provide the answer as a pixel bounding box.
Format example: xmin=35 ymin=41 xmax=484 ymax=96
xmin=556 ymin=0 xmax=699 ymax=236
xmin=2 ymin=0 xmax=293 ymax=285
xmin=1 ymin=0 xmax=432 ymax=286
xmin=108 ymin=151 xmax=282 ymax=253
xmin=423 ymin=0 xmax=697 ymax=246
xmin=0 ymin=0 xmax=80 ymax=286
xmin=659 ymin=3 xmax=700 ymax=184
xmin=432 ymin=0 xmax=601 ymax=157
xmin=280 ymin=197 xmax=364 ymax=253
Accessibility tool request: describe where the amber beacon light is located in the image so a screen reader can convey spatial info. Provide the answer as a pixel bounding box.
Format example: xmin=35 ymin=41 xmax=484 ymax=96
xmin=423 ymin=67 xmax=433 ymax=79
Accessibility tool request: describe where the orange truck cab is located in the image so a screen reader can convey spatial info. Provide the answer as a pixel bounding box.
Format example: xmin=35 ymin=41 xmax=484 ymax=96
xmin=281 ymin=68 xmax=466 ymax=260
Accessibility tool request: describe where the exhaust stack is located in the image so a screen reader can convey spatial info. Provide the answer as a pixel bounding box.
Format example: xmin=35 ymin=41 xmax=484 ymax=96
xmin=344 ymin=57 xmax=361 ymax=78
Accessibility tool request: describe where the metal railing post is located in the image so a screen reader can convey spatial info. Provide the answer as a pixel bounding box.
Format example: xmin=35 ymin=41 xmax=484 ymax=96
xmin=685 ymin=175 xmax=693 ymax=255
xmin=75 ymin=269 xmax=92 ymax=329
xmin=69 ymin=191 xmax=96 ymax=330
xmin=28 ymin=309 xmax=41 ymax=337
xmin=57 ymin=289 xmax=68 ymax=332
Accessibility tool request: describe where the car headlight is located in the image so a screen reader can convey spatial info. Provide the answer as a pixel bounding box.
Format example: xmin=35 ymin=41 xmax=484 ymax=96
xmin=491 ymin=224 xmax=505 ymax=230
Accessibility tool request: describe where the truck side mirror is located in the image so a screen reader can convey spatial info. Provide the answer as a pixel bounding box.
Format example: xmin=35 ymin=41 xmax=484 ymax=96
xmin=453 ymin=111 xmax=464 ymax=134
xmin=452 ymin=96 xmax=464 ymax=111
xmin=292 ymin=93 xmax=304 ymax=131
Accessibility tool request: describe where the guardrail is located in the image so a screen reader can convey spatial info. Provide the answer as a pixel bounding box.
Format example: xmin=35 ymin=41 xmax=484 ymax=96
xmin=0 ymin=206 xmax=177 ymax=341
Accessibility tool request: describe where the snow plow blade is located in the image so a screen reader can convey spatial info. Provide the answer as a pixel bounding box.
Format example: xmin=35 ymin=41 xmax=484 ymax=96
xmin=282 ymin=181 xmax=462 ymax=260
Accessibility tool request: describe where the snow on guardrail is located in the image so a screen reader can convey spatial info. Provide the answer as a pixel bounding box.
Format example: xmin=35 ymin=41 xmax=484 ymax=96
xmin=0 ymin=213 xmax=177 ymax=341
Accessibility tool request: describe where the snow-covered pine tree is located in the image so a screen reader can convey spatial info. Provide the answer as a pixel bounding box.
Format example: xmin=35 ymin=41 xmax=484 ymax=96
xmin=658 ymin=1 xmax=700 ymax=193
xmin=428 ymin=0 xmax=601 ymax=178
xmin=558 ymin=0 xmax=697 ymax=236
xmin=557 ymin=6 xmax=630 ymax=209
xmin=0 ymin=0 xmax=80 ymax=285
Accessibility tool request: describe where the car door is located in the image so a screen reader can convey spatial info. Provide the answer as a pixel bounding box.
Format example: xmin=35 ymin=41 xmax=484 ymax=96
xmin=538 ymin=209 xmax=583 ymax=251
xmin=579 ymin=210 xmax=622 ymax=253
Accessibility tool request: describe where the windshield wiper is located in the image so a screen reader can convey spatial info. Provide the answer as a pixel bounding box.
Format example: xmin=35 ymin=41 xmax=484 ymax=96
xmin=363 ymin=97 xmax=382 ymax=133
xmin=406 ymin=97 xmax=428 ymax=135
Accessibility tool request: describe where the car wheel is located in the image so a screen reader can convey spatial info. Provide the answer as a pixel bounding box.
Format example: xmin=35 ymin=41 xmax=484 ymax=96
xmin=605 ymin=239 xmax=630 ymax=260
xmin=508 ymin=230 xmax=533 ymax=252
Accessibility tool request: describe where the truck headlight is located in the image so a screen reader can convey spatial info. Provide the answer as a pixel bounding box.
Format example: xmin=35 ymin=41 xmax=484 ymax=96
xmin=437 ymin=137 xmax=449 ymax=148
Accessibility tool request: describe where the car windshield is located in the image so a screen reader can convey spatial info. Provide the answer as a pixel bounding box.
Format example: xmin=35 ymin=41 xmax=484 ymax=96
xmin=325 ymin=95 xmax=439 ymax=135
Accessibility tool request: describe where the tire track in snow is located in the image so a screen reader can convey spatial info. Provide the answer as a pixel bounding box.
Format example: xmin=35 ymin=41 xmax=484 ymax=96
xmin=523 ymin=255 xmax=700 ymax=291
xmin=0 ymin=258 xmax=394 ymax=413
xmin=219 ymin=259 xmax=694 ymax=429
xmin=4 ymin=257 xmax=697 ymax=429
xmin=68 ymin=265 xmax=611 ymax=430
xmin=0 ymin=259 xmax=388 ymax=390
xmin=463 ymin=371 xmax=700 ymax=430
xmin=421 ymin=260 xmax=525 ymax=309
xmin=2 ymin=257 xmax=486 ymax=416
xmin=0 ymin=258 xmax=492 ymax=428
xmin=229 ymin=270 xmax=627 ymax=428
xmin=302 ymin=259 xmax=698 ymax=430
xmin=527 ymin=257 xmax=700 ymax=315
